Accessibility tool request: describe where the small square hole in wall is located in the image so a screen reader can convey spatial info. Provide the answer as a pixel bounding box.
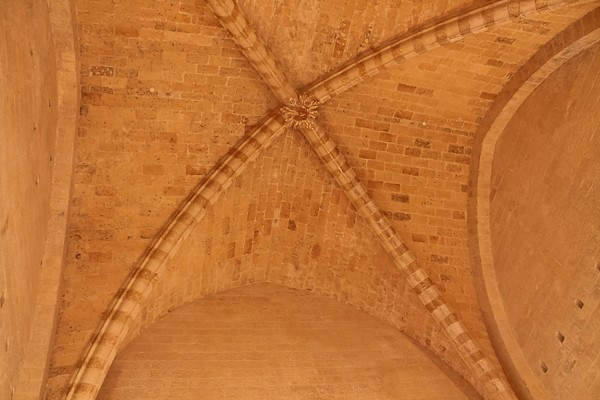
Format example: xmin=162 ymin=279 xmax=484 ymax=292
xmin=540 ymin=361 xmax=548 ymax=373
xmin=576 ymin=299 xmax=584 ymax=309
xmin=596 ymin=261 xmax=600 ymax=272
xmin=557 ymin=331 xmax=565 ymax=343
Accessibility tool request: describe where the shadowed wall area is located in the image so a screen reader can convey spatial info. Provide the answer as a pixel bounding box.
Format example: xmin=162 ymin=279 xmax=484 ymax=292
xmin=98 ymin=283 xmax=480 ymax=400
xmin=490 ymin=42 xmax=600 ymax=400
xmin=0 ymin=1 xmax=57 ymax=397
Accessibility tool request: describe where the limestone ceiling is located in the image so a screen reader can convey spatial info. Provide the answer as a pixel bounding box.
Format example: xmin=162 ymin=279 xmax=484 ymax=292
xmin=237 ymin=0 xmax=511 ymax=87
xmin=48 ymin=1 xmax=600 ymax=399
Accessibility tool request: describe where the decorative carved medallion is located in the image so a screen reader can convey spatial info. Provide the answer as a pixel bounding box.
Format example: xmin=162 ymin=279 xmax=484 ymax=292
xmin=281 ymin=95 xmax=320 ymax=129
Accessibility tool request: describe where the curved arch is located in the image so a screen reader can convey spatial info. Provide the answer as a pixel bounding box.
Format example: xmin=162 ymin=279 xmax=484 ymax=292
xmin=66 ymin=112 xmax=286 ymax=399
xmin=66 ymin=1 xmax=600 ymax=398
xmin=12 ymin=0 xmax=80 ymax=398
xmin=99 ymin=282 xmax=481 ymax=400
xmin=467 ymin=8 xmax=600 ymax=400
xmin=204 ymin=2 xmax=516 ymax=396
xmin=304 ymin=0 xmax=596 ymax=104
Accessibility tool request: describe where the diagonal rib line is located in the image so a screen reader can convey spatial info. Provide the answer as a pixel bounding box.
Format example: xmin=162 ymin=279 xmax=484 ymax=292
xmin=204 ymin=0 xmax=525 ymax=398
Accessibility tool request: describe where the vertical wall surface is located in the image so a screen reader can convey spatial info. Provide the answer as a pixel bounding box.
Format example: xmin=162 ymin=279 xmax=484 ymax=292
xmin=0 ymin=0 xmax=59 ymax=398
xmin=490 ymin=43 xmax=600 ymax=400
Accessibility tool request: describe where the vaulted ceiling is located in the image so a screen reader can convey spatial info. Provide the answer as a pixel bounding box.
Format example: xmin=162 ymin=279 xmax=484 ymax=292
xmin=11 ymin=0 xmax=599 ymax=399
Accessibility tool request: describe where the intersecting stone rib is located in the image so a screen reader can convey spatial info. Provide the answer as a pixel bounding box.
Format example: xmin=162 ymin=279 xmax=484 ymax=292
xmin=206 ymin=1 xmax=517 ymax=399
xmin=65 ymin=1 xmax=597 ymax=398
xmin=205 ymin=0 xmax=297 ymax=103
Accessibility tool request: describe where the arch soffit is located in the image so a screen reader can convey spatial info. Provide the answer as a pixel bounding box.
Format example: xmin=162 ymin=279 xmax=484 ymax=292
xmin=467 ymin=7 xmax=600 ymax=400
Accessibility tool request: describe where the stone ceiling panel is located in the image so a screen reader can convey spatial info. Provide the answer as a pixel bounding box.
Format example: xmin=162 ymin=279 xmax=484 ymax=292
xmin=236 ymin=0 xmax=497 ymax=88
xmin=316 ymin=2 xmax=598 ymax=361
xmin=491 ymin=42 xmax=600 ymax=400
xmin=46 ymin=0 xmax=600 ymax=398
xmin=47 ymin=0 xmax=276 ymax=397
xmin=137 ymin=129 xmax=477 ymax=390
xmin=100 ymin=284 xmax=480 ymax=399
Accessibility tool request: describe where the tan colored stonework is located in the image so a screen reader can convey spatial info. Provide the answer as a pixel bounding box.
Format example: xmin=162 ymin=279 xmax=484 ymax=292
xmin=1 ymin=1 xmax=60 ymax=399
xmin=3 ymin=0 xmax=591 ymax=399
xmin=488 ymin=42 xmax=600 ymax=400
xmin=100 ymin=283 xmax=480 ymax=400
xmin=469 ymin=8 xmax=600 ymax=399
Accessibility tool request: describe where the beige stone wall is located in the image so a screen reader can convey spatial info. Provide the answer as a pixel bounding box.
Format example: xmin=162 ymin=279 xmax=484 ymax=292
xmin=315 ymin=2 xmax=596 ymax=383
xmin=100 ymin=283 xmax=480 ymax=400
xmin=0 ymin=1 xmax=58 ymax=398
xmin=236 ymin=0 xmax=486 ymax=88
xmin=47 ymin=0 xmax=600 ymax=397
xmin=136 ymin=128 xmax=467 ymax=382
xmin=490 ymin=43 xmax=600 ymax=399
xmin=47 ymin=1 xmax=276 ymax=396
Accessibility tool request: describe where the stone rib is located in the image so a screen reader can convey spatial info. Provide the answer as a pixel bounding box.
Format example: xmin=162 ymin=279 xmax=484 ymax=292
xmin=65 ymin=113 xmax=286 ymax=400
xmin=298 ymin=122 xmax=515 ymax=400
xmin=304 ymin=0 xmax=587 ymax=103
xmin=64 ymin=0 xmax=597 ymax=398
xmin=205 ymin=0 xmax=297 ymax=103
xmin=13 ymin=1 xmax=80 ymax=399
xmin=205 ymin=1 xmax=517 ymax=398
xmin=469 ymin=13 xmax=600 ymax=399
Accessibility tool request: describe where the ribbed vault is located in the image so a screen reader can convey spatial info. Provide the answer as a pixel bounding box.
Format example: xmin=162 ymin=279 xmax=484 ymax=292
xmin=46 ymin=1 xmax=600 ymax=399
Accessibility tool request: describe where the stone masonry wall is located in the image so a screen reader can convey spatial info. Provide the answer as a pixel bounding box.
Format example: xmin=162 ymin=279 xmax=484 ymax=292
xmin=100 ymin=284 xmax=480 ymax=400
xmin=47 ymin=0 xmax=276 ymax=396
xmin=0 ymin=1 xmax=58 ymax=398
xmin=491 ymin=42 xmax=600 ymax=400
xmin=47 ymin=0 xmax=600 ymax=397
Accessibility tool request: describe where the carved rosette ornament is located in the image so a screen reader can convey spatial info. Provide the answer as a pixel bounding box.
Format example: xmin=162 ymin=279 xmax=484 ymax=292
xmin=281 ymin=95 xmax=320 ymax=129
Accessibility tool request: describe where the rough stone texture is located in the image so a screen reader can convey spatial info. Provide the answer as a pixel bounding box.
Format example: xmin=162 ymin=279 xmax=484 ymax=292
xmin=194 ymin=3 xmax=515 ymax=397
xmin=99 ymin=283 xmax=480 ymax=400
xmin=317 ymin=0 xmax=597 ymax=382
xmin=34 ymin=0 xmax=600 ymax=398
xmin=237 ymin=0 xmax=497 ymax=88
xmin=490 ymin=42 xmax=600 ymax=400
xmin=0 ymin=1 xmax=58 ymax=398
xmin=138 ymin=129 xmax=466 ymax=380
xmin=47 ymin=1 xmax=276 ymax=396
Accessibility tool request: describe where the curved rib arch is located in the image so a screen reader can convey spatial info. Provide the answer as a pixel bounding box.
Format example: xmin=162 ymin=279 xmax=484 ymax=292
xmin=15 ymin=0 xmax=80 ymax=397
xmin=65 ymin=1 xmax=600 ymax=398
xmin=204 ymin=1 xmax=519 ymax=397
xmin=304 ymin=0 xmax=595 ymax=103
xmin=66 ymin=112 xmax=286 ymax=399
xmin=468 ymin=8 xmax=600 ymax=400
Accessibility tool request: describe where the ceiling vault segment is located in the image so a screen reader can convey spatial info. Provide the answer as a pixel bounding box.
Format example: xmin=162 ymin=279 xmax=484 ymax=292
xmin=205 ymin=0 xmax=516 ymax=398
xmin=65 ymin=113 xmax=287 ymax=400
xmin=304 ymin=0 xmax=589 ymax=102
xmin=62 ymin=0 xmax=597 ymax=399
xmin=205 ymin=0 xmax=296 ymax=102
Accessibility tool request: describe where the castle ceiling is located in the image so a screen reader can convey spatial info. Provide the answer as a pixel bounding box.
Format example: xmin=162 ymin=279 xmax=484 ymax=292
xmin=45 ymin=1 xmax=600 ymax=399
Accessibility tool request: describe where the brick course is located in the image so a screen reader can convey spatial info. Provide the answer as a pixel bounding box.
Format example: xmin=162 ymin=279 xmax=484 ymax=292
xmin=44 ymin=0 xmax=600 ymax=399
xmin=100 ymin=284 xmax=480 ymax=400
